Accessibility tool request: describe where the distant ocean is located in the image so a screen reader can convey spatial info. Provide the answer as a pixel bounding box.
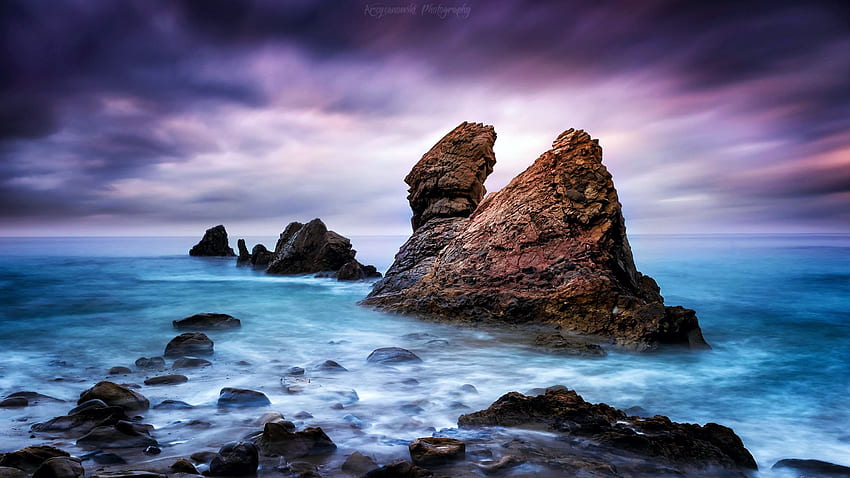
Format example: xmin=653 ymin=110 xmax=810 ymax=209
xmin=0 ymin=234 xmax=848 ymax=474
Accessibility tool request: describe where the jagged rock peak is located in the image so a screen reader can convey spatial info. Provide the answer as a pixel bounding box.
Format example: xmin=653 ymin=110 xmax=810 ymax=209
xmin=365 ymin=126 xmax=709 ymax=351
xmin=189 ymin=225 xmax=236 ymax=257
xmin=405 ymin=121 xmax=496 ymax=231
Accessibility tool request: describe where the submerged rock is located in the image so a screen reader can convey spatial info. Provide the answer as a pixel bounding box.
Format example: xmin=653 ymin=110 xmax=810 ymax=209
xmin=189 ymin=225 xmax=236 ymax=257
xmin=143 ymin=374 xmax=188 ymax=386
xmin=76 ymin=421 xmax=156 ymax=449
xmin=458 ymin=388 xmax=757 ymax=472
xmin=0 ymin=397 xmax=28 ymax=408
xmin=78 ymin=381 xmax=149 ymax=412
xmin=364 ymin=125 xmax=709 ymax=351
xmin=31 ymin=400 xmax=128 ymax=434
xmin=341 ymin=452 xmax=378 ymax=475
xmin=172 ymin=356 xmax=211 ymax=369
xmin=533 ymin=333 xmax=607 ymax=357
xmin=772 ymin=459 xmax=850 ymax=476
xmin=366 ymin=347 xmax=422 ymax=364
xmin=134 ymin=357 xmax=165 ymax=370
xmin=173 ymin=313 xmax=241 ymax=330
xmin=164 ymin=332 xmax=214 ymax=357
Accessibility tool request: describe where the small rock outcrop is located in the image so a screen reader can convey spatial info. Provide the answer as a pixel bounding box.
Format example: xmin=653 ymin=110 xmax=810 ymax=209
xmin=189 ymin=225 xmax=235 ymax=257
xmin=77 ymin=382 xmax=149 ymax=412
xmin=173 ymin=313 xmax=241 ymax=330
xmin=458 ymin=388 xmax=757 ymax=472
xmin=772 ymin=459 xmax=850 ymax=476
xmin=265 ymin=218 xmax=381 ymax=280
xmin=250 ymin=244 xmax=274 ymax=266
xmin=0 ymin=447 xmax=70 ymax=473
xmin=364 ymin=125 xmax=708 ymax=350
xmin=366 ymin=347 xmax=422 ymax=364
xmin=236 ymin=239 xmax=251 ymax=263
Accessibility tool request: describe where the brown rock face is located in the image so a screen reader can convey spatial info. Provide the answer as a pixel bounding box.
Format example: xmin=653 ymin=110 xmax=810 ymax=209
xmin=364 ymin=126 xmax=708 ymax=350
xmin=406 ymin=122 xmax=496 ymax=230
xmin=459 ymin=388 xmax=757 ymax=472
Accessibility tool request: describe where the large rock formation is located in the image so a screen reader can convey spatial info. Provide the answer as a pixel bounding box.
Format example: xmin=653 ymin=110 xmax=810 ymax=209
xmin=458 ymin=388 xmax=757 ymax=473
xmin=189 ymin=225 xmax=235 ymax=257
xmin=364 ymin=125 xmax=708 ymax=350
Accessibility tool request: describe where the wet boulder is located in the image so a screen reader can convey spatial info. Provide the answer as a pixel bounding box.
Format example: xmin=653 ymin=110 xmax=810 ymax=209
xmin=107 ymin=366 xmax=132 ymax=375
xmin=169 ymin=458 xmax=198 ymax=474
xmin=78 ymin=381 xmax=149 ymax=412
xmin=366 ymin=347 xmax=422 ymax=364
xmin=189 ymin=225 xmax=235 ymax=257
xmin=0 ymin=447 xmax=70 ymax=473
xmin=408 ymin=437 xmax=466 ymax=466
xmin=208 ymin=441 xmax=259 ymax=476
xmin=0 ymin=397 xmax=28 ymax=408
xmin=0 ymin=467 xmax=27 ymax=478
xmin=313 ymin=360 xmax=348 ymax=372
xmin=255 ymin=423 xmax=336 ymax=459
xmin=217 ymin=387 xmax=271 ymax=408
xmin=164 ymin=332 xmax=213 ymax=357
xmin=533 ymin=333 xmax=607 ymax=357
xmin=173 ymin=313 xmax=241 ymax=331
xmin=32 ymin=457 xmax=84 ymax=478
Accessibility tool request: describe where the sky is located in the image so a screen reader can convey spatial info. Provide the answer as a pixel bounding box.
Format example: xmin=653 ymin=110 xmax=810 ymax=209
xmin=1 ymin=0 xmax=848 ymax=236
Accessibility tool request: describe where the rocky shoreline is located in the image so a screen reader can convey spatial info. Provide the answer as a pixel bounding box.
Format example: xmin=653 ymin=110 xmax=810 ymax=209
xmin=2 ymin=311 xmax=764 ymax=478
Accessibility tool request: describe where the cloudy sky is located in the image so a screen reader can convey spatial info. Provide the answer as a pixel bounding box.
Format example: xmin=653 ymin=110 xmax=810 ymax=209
xmin=1 ymin=0 xmax=848 ymax=236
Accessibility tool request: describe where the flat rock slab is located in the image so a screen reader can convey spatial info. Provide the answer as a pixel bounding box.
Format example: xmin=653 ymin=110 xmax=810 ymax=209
xmin=173 ymin=313 xmax=241 ymax=330
xmin=143 ymin=374 xmax=188 ymax=386
xmin=772 ymin=459 xmax=850 ymax=476
xmin=217 ymin=388 xmax=271 ymax=408
xmin=366 ymin=347 xmax=422 ymax=364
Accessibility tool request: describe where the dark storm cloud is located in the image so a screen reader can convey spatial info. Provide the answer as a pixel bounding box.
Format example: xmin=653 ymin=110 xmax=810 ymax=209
xmin=0 ymin=0 xmax=848 ymax=231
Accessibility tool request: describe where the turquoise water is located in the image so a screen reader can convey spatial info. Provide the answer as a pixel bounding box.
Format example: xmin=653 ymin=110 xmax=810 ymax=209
xmin=0 ymin=234 xmax=848 ymax=474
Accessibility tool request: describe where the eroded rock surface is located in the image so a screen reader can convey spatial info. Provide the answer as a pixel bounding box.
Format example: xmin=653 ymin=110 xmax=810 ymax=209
xmin=458 ymin=388 xmax=757 ymax=473
xmin=365 ymin=125 xmax=708 ymax=350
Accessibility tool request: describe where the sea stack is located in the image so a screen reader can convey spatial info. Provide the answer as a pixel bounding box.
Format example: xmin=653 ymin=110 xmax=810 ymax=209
xmin=189 ymin=225 xmax=236 ymax=257
xmin=363 ymin=124 xmax=709 ymax=351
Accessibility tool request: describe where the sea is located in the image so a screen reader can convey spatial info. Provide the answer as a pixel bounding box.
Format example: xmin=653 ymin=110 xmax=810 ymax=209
xmin=0 ymin=234 xmax=848 ymax=476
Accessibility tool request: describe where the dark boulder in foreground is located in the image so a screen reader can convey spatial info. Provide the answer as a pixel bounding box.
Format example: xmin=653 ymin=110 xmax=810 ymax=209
xmin=32 ymin=456 xmax=84 ymax=478
xmin=76 ymin=421 xmax=156 ymax=449
xmin=409 ymin=437 xmax=466 ymax=466
xmin=164 ymin=332 xmax=214 ymax=357
xmin=143 ymin=374 xmax=188 ymax=386
xmin=173 ymin=313 xmax=241 ymax=330
xmin=459 ymin=388 xmax=757 ymax=473
xmin=772 ymin=459 xmax=850 ymax=476
xmin=78 ymin=381 xmax=149 ymax=412
xmin=255 ymin=423 xmax=336 ymax=458
xmin=362 ymin=460 xmax=433 ymax=478
xmin=0 ymin=446 xmax=70 ymax=473
xmin=364 ymin=124 xmax=708 ymax=351
xmin=31 ymin=400 xmax=128 ymax=434
xmin=209 ymin=441 xmax=259 ymax=476
xmin=189 ymin=225 xmax=235 ymax=257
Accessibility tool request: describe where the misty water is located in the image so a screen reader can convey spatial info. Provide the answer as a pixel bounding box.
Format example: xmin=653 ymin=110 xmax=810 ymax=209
xmin=0 ymin=234 xmax=848 ymax=476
